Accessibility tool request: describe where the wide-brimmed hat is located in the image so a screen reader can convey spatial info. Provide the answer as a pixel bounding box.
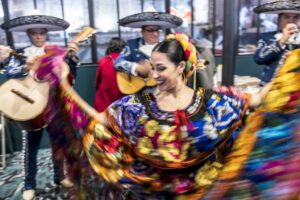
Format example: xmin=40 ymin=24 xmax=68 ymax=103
xmin=253 ymin=0 xmax=300 ymax=14
xmin=118 ymin=12 xmax=183 ymax=29
xmin=1 ymin=15 xmax=70 ymax=32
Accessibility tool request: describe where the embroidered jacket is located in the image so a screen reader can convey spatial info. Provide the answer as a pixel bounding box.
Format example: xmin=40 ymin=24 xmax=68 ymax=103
xmin=114 ymin=37 xmax=149 ymax=75
xmin=253 ymin=31 xmax=300 ymax=84
xmin=1 ymin=45 xmax=78 ymax=81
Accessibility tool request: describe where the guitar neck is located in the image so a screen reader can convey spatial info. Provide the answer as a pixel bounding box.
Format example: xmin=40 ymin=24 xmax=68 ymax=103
xmin=10 ymin=51 xmax=27 ymax=60
xmin=71 ymin=27 xmax=95 ymax=44
xmin=9 ymin=27 xmax=95 ymax=60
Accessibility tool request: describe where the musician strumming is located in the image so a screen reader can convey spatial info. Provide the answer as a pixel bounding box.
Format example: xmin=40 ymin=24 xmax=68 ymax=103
xmin=253 ymin=0 xmax=300 ymax=85
xmin=114 ymin=12 xmax=182 ymax=81
xmin=0 ymin=14 xmax=79 ymax=200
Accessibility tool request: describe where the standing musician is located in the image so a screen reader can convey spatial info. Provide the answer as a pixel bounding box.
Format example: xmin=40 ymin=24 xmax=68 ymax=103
xmin=0 ymin=14 xmax=79 ymax=200
xmin=253 ymin=0 xmax=300 ymax=85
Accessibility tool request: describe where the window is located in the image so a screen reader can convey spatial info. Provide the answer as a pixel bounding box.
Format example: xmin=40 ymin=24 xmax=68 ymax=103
xmin=193 ymin=0 xmax=209 ymax=40
xmin=170 ymin=0 xmax=192 ymax=34
xmin=63 ymin=0 xmax=91 ymax=63
xmin=8 ymin=0 xmax=35 ymax=48
xmin=143 ymin=0 xmax=165 ymax=12
xmin=93 ymin=0 xmax=119 ymax=60
xmin=192 ymin=0 xmax=215 ymax=52
xmin=3 ymin=0 xmax=279 ymax=62
xmin=0 ymin=1 xmax=7 ymax=45
xmin=192 ymin=0 xmax=224 ymax=55
xmin=35 ymin=0 xmax=66 ymax=47
xmin=238 ymin=0 xmax=259 ymax=54
xmin=238 ymin=0 xmax=278 ymax=54
xmin=119 ymin=0 xmax=143 ymax=42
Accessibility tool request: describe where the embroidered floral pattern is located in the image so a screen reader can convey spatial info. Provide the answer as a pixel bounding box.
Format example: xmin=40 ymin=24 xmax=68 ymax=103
xmin=137 ymin=120 xmax=191 ymax=162
xmin=104 ymin=87 xmax=249 ymax=194
xmin=157 ymin=125 xmax=190 ymax=162
xmin=195 ymin=162 xmax=223 ymax=187
xmin=144 ymin=120 xmax=160 ymax=137
xmin=111 ymin=95 xmax=146 ymax=136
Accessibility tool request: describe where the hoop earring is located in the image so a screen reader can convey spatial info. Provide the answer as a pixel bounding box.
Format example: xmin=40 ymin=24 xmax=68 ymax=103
xmin=181 ymin=73 xmax=186 ymax=80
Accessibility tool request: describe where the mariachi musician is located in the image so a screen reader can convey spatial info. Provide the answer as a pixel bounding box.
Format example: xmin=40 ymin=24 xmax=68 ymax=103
xmin=0 ymin=13 xmax=79 ymax=200
xmin=114 ymin=11 xmax=183 ymax=94
xmin=253 ymin=0 xmax=300 ymax=85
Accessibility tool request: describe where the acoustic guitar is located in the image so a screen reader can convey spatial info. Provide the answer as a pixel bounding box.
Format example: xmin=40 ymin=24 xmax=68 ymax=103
xmin=115 ymin=44 xmax=156 ymax=95
xmin=0 ymin=27 xmax=95 ymax=130
xmin=116 ymin=72 xmax=156 ymax=94
xmin=116 ymin=59 xmax=208 ymax=94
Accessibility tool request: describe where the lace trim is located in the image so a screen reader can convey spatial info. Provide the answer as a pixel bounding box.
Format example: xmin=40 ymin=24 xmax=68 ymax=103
xmin=139 ymin=88 xmax=206 ymax=122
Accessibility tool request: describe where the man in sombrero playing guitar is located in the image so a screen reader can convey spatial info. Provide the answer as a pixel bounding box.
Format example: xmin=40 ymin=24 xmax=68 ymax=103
xmin=114 ymin=11 xmax=183 ymax=94
xmin=0 ymin=13 xmax=79 ymax=200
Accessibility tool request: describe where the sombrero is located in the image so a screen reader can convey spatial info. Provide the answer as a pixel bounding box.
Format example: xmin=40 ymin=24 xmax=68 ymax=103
xmin=1 ymin=15 xmax=70 ymax=32
xmin=118 ymin=12 xmax=183 ymax=28
xmin=253 ymin=0 xmax=300 ymax=14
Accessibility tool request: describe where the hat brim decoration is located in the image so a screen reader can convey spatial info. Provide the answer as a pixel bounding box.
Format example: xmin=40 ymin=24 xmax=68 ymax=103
xmin=253 ymin=0 xmax=300 ymax=14
xmin=118 ymin=12 xmax=183 ymax=29
xmin=1 ymin=15 xmax=70 ymax=32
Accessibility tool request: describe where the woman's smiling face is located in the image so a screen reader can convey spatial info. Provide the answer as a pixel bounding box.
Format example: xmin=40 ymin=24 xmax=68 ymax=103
xmin=150 ymin=51 xmax=184 ymax=92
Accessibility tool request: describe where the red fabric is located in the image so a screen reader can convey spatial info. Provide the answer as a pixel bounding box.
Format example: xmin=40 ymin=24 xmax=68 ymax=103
xmin=94 ymin=52 xmax=125 ymax=112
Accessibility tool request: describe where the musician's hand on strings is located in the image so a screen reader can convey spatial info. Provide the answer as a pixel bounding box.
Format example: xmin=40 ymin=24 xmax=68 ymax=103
xmin=136 ymin=60 xmax=152 ymax=78
xmin=67 ymin=42 xmax=79 ymax=54
xmin=279 ymin=23 xmax=298 ymax=46
xmin=0 ymin=45 xmax=12 ymax=63
xmin=26 ymin=56 xmax=41 ymax=71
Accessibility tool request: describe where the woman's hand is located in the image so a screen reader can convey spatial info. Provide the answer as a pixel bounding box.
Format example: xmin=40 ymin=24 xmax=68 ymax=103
xmin=67 ymin=42 xmax=79 ymax=54
xmin=250 ymin=82 xmax=273 ymax=107
xmin=135 ymin=60 xmax=152 ymax=78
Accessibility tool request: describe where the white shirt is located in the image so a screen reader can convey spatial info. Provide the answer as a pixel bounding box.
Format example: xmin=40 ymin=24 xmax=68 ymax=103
xmin=131 ymin=43 xmax=157 ymax=76
xmin=23 ymin=45 xmax=45 ymax=57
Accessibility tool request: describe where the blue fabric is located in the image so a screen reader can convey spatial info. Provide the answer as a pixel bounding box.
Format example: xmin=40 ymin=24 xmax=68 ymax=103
xmin=2 ymin=46 xmax=78 ymax=79
xmin=3 ymin=48 xmax=27 ymax=78
xmin=114 ymin=37 xmax=148 ymax=74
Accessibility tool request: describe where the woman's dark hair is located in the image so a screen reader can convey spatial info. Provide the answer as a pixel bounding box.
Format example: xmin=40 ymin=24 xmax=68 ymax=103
xmin=152 ymin=39 xmax=185 ymax=66
xmin=105 ymin=37 xmax=126 ymax=55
